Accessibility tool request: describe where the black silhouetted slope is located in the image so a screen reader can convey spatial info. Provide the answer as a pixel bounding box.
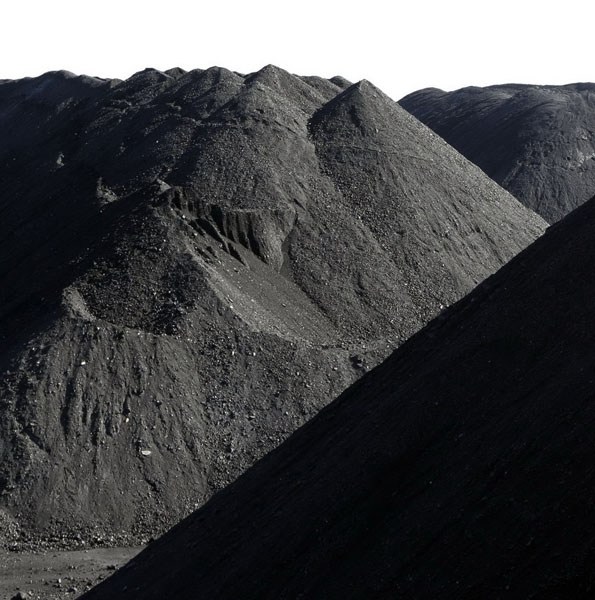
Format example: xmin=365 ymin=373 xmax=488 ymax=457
xmin=401 ymin=83 xmax=595 ymax=223
xmin=0 ymin=67 xmax=545 ymax=542
xmin=83 ymin=195 xmax=595 ymax=599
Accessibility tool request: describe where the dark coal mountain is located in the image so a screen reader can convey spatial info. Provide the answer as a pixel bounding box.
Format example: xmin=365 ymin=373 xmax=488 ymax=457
xmin=0 ymin=67 xmax=545 ymax=542
xmin=401 ymin=83 xmax=595 ymax=223
xmin=84 ymin=194 xmax=595 ymax=600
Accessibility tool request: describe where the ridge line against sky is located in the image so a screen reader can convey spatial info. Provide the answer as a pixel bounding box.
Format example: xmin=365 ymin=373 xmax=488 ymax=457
xmin=3 ymin=0 xmax=594 ymax=101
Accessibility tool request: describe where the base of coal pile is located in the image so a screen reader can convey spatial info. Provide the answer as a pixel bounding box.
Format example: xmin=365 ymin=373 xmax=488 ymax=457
xmin=0 ymin=546 xmax=140 ymax=600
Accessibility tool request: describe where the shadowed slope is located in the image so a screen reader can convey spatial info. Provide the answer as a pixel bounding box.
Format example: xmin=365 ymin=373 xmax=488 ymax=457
xmin=84 ymin=194 xmax=595 ymax=599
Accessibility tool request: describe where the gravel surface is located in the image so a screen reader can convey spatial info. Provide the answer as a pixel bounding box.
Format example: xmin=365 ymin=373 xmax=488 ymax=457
xmin=0 ymin=546 xmax=140 ymax=600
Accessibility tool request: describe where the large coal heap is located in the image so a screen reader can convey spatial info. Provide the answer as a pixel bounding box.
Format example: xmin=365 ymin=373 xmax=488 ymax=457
xmin=400 ymin=83 xmax=595 ymax=223
xmin=84 ymin=194 xmax=595 ymax=599
xmin=0 ymin=66 xmax=544 ymax=543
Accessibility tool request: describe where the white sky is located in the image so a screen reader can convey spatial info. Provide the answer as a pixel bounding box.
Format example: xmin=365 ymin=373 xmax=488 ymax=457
xmin=2 ymin=0 xmax=593 ymax=100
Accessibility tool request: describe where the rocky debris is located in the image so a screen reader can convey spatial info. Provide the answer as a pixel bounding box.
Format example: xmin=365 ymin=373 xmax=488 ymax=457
xmin=82 ymin=193 xmax=595 ymax=599
xmin=0 ymin=66 xmax=545 ymax=543
xmin=400 ymin=83 xmax=595 ymax=223
xmin=0 ymin=546 xmax=139 ymax=600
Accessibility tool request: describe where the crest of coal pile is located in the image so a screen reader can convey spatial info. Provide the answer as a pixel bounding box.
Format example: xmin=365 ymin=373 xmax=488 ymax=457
xmin=83 ymin=195 xmax=595 ymax=599
xmin=401 ymin=82 xmax=595 ymax=223
xmin=0 ymin=66 xmax=544 ymax=544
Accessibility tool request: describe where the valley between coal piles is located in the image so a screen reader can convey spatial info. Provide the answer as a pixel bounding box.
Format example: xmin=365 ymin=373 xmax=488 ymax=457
xmin=0 ymin=64 xmax=551 ymax=597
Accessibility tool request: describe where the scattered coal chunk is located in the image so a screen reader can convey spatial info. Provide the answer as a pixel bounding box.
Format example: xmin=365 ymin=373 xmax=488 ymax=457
xmin=349 ymin=354 xmax=366 ymax=370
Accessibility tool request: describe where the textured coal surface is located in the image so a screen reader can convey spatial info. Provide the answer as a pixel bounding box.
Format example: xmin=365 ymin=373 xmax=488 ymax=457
xmin=401 ymin=83 xmax=595 ymax=223
xmin=83 ymin=195 xmax=595 ymax=599
xmin=0 ymin=546 xmax=139 ymax=599
xmin=0 ymin=66 xmax=545 ymax=544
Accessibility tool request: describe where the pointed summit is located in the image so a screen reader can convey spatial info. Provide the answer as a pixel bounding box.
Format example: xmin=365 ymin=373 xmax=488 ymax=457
xmin=309 ymin=77 xmax=545 ymax=307
xmin=244 ymin=64 xmax=335 ymax=111
xmin=310 ymin=78 xmax=396 ymax=139
xmin=329 ymin=75 xmax=352 ymax=89
xmin=164 ymin=67 xmax=187 ymax=79
xmin=244 ymin=63 xmax=290 ymax=85
xmin=161 ymin=66 xmax=243 ymax=119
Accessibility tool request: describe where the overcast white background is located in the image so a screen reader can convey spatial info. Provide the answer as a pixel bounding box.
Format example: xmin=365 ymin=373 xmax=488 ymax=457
xmin=2 ymin=0 xmax=592 ymax=99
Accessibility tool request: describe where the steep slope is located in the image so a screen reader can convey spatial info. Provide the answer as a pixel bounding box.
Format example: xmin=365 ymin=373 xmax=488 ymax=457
xmin=400 ymin=83 xmax=595 ymax=223
xmin=0 ymin=66 xmax=545 ymax=542
xmin=84 ymin=194 xmax=595 ymax=600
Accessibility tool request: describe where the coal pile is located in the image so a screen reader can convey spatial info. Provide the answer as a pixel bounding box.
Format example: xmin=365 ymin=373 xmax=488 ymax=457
xmin=0 ymin=67 xmax=545 ymax=543
xmin=401 ymin=83 xmax=595 ymax=223
xmin=83 ymin=194 xmax=595 ymax=599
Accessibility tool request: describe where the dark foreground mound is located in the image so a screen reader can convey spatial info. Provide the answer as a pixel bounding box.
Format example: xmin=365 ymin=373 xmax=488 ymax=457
xmin=0 ymin=67 xmax=544 ymax=542
xmin=401 ymin=83 xmax=595 ymax=223
xmin=84 ymin=194 xmax=595 ymax=599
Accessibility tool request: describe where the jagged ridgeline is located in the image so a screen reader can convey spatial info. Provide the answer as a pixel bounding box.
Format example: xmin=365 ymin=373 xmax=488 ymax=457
xmin=0 ymin=66 xmax=545 ymax=541
xmin=401 ymin=83 xmax=595 ymax=223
